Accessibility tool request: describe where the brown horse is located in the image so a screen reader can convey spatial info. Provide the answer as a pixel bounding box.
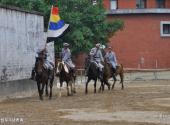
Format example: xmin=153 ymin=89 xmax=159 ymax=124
xmin=56 ymin=60 xmax=76 ymax=96
xmin=35 ymin=56 xmax=54 ymax=100
xmin=102 ymin=59 xmax=124 ymax=90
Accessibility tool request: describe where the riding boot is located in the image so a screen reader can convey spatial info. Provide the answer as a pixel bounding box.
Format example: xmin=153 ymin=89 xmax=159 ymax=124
xmin=112 ymin=67 xmax=116 ymax=74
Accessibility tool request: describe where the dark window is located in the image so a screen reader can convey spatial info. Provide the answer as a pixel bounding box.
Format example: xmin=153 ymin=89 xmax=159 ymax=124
xmin=136 ymin=0 xmax=147 ymax=9
xmin=156 ymin=0 xmax=165 ymax=8
xmin=163 ymin=24 xmax=170 ymax=34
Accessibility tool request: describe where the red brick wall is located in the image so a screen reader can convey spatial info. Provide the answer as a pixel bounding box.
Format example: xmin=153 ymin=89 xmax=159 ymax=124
xmin=73 ymin=53 xmax=87 ymax=69
xmin=103 ymin=0 xmax=110 ymax=9
xmin=107 ymin=14 xmax=170 ymax=69
xmin=103 ymin=0 xmax=170 ymax=9
xmin=118 ymin=0 xmax=136 ymax=9
xmin=166 ymin=1 xmax=170 ymax=8
xmin=147 ymin=0 xmax=157 ymax=8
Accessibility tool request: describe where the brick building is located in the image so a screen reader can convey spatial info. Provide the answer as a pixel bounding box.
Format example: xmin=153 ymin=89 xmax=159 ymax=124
xmin=103 ymin=0 xmax=170 ymax=69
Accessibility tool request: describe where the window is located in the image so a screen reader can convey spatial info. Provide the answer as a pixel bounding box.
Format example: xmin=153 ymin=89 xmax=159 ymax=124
xmin=110 ymin=0 xmax=117 ymax=10
xmin=136 ymin=0 xmax=147 ymax=9
xmin=160 ymin=21 xmax=170 ymax=37
xmin=156 ymin=0 xmax=165 ymax=8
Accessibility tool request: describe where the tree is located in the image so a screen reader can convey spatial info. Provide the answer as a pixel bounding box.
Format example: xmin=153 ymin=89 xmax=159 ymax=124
xmin=55 ymin=0 xmax=123 ymax=55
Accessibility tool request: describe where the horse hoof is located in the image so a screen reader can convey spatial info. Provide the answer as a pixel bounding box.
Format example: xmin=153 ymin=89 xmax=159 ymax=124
xmin=108 ymin=87 xmax=110 ymax=90
xmin=40 ymin=97 xmax=43 ymax=100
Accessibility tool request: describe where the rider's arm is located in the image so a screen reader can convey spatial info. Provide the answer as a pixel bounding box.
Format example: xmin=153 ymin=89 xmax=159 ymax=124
xmin=89 ymin=48 xmax=95 ymax=56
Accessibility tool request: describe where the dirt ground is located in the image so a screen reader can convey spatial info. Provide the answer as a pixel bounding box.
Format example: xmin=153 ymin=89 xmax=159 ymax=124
xmin=0 ymin=80 xmax=170 ymax=125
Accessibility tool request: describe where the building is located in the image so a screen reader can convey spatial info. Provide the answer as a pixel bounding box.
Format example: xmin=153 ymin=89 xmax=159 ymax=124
xmin=103 ymin=0 xmax=170 ymax=69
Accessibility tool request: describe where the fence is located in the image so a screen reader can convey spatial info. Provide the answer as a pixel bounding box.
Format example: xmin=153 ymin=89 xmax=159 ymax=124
xmin=75 ymin=68 xmax=170 ymax=84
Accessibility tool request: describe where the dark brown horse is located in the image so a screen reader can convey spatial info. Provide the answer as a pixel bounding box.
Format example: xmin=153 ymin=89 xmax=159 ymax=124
xmin=84 ymin=56 xmax=104 ymax=94
xmin=102 ymin=59 xmax=124 ymax=90
xmin=56 ymin=60 xmax=76 ymax=96
xmin=35 ymin=56 xmax=54 ymax=100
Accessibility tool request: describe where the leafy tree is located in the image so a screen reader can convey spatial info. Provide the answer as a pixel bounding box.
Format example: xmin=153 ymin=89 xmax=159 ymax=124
xmin=55 ymin=0 xmax=123 ymax=55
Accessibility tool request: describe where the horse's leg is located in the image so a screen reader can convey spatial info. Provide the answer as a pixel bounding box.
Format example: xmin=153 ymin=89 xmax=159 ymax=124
xmin=49 ymin=77 xmax=54 ymax=99
xmin=73 ymin=76 xmax=76 ymax=93
xmin=40 ymin=82 xmax=46 ymax=100
xmin=59 ymin=80 xmax=62 ymax=97
xmin=70 ymin=80 xmax=73 ymax=96
xmin=112 ymin=74 xmax=117 ymax=90
xmin=120 ymin=73 xmax=124 ymax=90
xmin=94 ymin=79 xmax=97 ymax=93
xmin=105 ymin=80 xmax=110 ymax=90
xmin=67 ymin=82 xmax=70 ymax=96
xmin=101 ymin=80 xmax=104 ymax=92
xmin=85 ymin=78 xmax=90 ymax=94
xmin=98 ymin=81 xmax=102 ymax=92
xmin=45 ymin=80 xmax=49 ymax=96
xmin=98 ymin=79 xmax=104 ymax=93
xmin=37 ymin=82 xmax=42 ymax=100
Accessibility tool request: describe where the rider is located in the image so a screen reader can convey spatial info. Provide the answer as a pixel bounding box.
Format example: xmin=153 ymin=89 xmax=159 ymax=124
xmin=105 ymin=46 xmax=117 ymax=73
xmin=61 ymin=42 xmax=76 ymax=76
xmin=89 ymin=43 xmax=104 ymax=79
xmin=31 ymin=47 xmax=54 ymax=80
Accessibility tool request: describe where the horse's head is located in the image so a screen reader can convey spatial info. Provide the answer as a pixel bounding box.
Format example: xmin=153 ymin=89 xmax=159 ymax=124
xmin=35 ymin=57 xmax=44 ymax=75
xmin=56 ymin=60 xmax=64 ymax=74
xmin=84 ymin=55 xmax=91 ymax=70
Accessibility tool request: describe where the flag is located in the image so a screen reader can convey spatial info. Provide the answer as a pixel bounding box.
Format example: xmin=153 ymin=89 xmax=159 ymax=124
xmin=47 ymin=6 xmax=69 ymax=38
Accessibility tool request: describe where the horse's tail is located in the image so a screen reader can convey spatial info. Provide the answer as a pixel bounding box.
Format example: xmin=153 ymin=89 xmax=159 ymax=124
xmin=120 ymin=64 xmax=123 ymax=69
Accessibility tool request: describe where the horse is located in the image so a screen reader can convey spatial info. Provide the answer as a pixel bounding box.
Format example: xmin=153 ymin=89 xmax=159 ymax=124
xmin=56 ymin=60 xmax=76 ymax=97
xmin=102 ymin=59 xmax=124 ymax=90
xmin=84 ymin=56 xmax=104 ymax=94
xmin=35 ymin=56 xmax=54 ymax=100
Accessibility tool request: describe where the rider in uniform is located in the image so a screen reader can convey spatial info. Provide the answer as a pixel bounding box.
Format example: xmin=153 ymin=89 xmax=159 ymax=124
xmin=105 ymin=46 xmax=117 ymax=73
xmin=31 ymin=47 xmax=54 ymax=80
xmin=89 ymin=43 xmax=104 ymax=79
xmin=61 ymin=43 xmax=76 ymax=76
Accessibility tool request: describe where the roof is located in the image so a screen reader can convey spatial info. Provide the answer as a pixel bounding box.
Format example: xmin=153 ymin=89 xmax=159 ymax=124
xmin=0 ymin=4 xmax=43 ymax=16
xmin=106 ymin=9 xmax=170 ymax=15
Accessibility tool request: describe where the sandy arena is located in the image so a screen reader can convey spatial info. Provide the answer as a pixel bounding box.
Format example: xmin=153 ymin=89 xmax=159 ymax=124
xmin=0 ymin=80 xmax=170 ymax=125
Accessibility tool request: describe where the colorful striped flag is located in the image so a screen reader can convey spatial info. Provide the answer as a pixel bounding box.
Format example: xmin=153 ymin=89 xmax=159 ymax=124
xmin=47 ymin=6 xmax=69 ymax=38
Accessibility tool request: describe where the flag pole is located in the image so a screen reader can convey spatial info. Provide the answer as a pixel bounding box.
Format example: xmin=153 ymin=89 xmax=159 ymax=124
xmin=45 ymin=5 xmax=53 ymax=48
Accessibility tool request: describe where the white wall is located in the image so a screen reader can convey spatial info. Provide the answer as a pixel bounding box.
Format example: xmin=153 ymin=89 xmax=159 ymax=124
xmin=0 ymin=7 xmax=54 ymax=82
